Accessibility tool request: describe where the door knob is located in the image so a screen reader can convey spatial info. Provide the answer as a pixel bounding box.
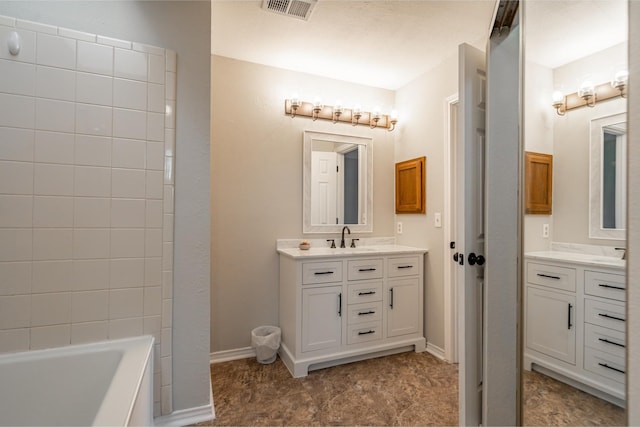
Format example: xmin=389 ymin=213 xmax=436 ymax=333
xmin=468 ymin=253 xmax=485 ymax=266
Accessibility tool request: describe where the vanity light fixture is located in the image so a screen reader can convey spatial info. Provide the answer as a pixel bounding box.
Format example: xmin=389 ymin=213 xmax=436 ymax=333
xmin=290 ymin=93 xmax=301 ymax=118
xmin=612 ymin=69 xmax=628 ymax=97
xmin=551 ymin=71 xmax=628 ymax=115
xmin=388 ymin=110 xmax=398 ymax=132
xmin=311 ymin=98 xmax=323 ymax=121
xmin=352 ymin=105 xmax=362 ymax=126
xmin=551 ymin=91 xmax=566 ymax=116
xmin=369 ymin=106 xmax=381 ymax=129
xmin=284 ymin=97 xmax=397 ymax=130
xmin=332 ymin=101 xmax=343 ymax=123
xmin=578 ymin=80 xmax=596 ymax=107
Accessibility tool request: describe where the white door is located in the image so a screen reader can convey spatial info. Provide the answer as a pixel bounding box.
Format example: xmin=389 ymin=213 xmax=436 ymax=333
xmin=456 ymin=42 xmax=486 ymax=427
xmin=311 ymin=151 xmax=338 ymax=225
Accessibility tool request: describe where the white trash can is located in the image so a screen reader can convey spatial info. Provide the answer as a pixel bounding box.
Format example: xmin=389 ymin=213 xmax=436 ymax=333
xmin=251 ymin=326 xmax=281 ymax=364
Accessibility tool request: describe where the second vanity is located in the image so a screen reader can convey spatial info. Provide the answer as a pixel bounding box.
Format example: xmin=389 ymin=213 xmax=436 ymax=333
xmin=524 ymin=250 xmax=626 ymax=406
xmin=277 ymin=239 xmax=427 ymax=377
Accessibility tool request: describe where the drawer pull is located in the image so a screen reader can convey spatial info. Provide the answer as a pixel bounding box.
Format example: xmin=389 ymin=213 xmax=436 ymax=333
xmin=567 ymin=303 xmax=573 ymax=330
xmin=338 ymin=293 xmax=342 ymax=317
xmin=358 ymin=291 xmax=376 ymax=296
xmin=390 ymin=288 xmax=394 ymax=309
xmin=358 ymin=310 xmax=376 ymax=316
xmin=314 ymin=271 xmax=334 ymax=275
xmin=598 ymin=337 xmax=626 ymax=348
xmin=398 ymin=265 xmax=414 ymax=269
xmin=358 ymin=268 xmax=377 ymax=272
xmin=358 ymin=330 xmax=375 ymax=336
xmin=598 ymin=313 xmax=626 ymax=322
xmin=537 ymin=273 xmax=560 ymax=280
xmin=598 ymin=283 xmax=625 ymax=291
xmin=598 ymin=362 xmax=625 ymax=374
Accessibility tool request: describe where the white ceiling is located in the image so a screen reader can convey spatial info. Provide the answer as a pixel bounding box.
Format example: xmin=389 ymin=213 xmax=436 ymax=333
xmin=211 ymin=0 xmax=628 ymax=91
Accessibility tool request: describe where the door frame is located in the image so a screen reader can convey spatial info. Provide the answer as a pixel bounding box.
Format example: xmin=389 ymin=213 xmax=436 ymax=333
xmin=444 ymin=93 xmax=459 ymax=363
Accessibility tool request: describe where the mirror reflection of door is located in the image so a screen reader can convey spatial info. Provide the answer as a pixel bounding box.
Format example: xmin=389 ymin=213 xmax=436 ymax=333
xmin=523 ymin=0 xmax=628 ymax=425
xmin=311 ymin=150 xmax=337 ymax=225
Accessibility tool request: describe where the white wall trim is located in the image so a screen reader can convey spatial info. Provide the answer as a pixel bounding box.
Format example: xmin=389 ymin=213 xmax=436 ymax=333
xmin=444 ymin=93 xmax=459 ymax=364
xmin=154 ymin=376 xmax=215 ymax=426
xmin=210 ymin=347 xmax=255 ymax=364
xmin=426 ymin=341 xmax=447 ymax=361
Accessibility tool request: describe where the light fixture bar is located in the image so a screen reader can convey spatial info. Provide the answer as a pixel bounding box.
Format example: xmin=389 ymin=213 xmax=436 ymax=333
xmin=558 ymin=82 xmax=625 ymax=114
xmin=284 ymin=100 xmax=393 ymax=130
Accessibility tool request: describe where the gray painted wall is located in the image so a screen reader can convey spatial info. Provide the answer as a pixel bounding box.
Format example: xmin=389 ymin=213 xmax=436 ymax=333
xmin=0 ymin=0 xmax=212 ymax=411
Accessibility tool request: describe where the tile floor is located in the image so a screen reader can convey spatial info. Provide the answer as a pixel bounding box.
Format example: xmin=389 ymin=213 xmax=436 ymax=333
xmin=199 ymin=352 xmax=625 ymax=426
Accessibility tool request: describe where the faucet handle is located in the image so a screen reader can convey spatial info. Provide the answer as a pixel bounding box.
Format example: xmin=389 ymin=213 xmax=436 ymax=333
xmin=350 ymin=238 xmax=359 ymax=248
xmin=326 ymin=239 xmax=336 ymax=248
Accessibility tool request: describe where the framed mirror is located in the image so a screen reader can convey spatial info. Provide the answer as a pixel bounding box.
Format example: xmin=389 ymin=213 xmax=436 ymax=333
xmin=589 ymin=112 xmax=626 ymax=240
xmin=303 ymin=131 xmax=373 ymax=233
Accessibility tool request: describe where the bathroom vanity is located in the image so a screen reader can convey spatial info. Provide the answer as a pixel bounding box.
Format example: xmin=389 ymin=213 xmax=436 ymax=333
xmin=277 ymin=241 xmax=427 ymax=377
xmin=524 ymin=251 xmax=626 ymax=406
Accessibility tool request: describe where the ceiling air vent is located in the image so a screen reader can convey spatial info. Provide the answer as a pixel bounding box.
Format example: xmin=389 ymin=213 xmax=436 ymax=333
xmin=262 ymin=0 xmax=317 ymax=21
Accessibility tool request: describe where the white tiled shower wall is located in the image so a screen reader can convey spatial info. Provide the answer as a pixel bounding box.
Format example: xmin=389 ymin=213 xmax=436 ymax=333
xmin=0 ymin=16 xmax=176 ymax=417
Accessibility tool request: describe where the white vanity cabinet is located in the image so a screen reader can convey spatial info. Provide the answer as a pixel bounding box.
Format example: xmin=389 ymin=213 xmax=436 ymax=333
xmin=524 ymin=253 xmax=626 ymax=406
xmin=278 ymin=246 xmax=427 ymax=378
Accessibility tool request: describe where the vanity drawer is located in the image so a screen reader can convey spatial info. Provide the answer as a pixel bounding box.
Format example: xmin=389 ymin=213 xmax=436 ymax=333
xmin=585 ymin=271 xmax=626 ymax=302
xmin=347 ymin=302 xmax=383 ymax=325
xmin=388 ymin=256 xmax=420 ymax=278
xmin=584 ymin=347 xmax=625 ymax=384
xmin=348 ymin=281 xmax=383 ymax=304
xmin=302 ymin=261 xmax=343 ymax=285
xmin=584 ymin=323 xmax=625 ymax=358
xmin=347 ymin=258 xmax=384 ymax=281
xmin=585 ymin=298 xmax=626 ymax=332
xmin=526 ymin=262 xmax=576 ymax=292
xmin=347 ymin=322 xmax=382 ymax=345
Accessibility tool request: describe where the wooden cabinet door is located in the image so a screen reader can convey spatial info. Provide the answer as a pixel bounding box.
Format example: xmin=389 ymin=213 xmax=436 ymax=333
xmin=387 ymin=278 xmax=420 ymax=337
xmin=525 ymin=151 xmax=553 ymax=214
xmin=301 ymin=286 xmax=343 ymax=352
xmin=395 ymin=157 xmax=426 ymax=214
xmin=526 ymin=286 xmax=576 ymax=364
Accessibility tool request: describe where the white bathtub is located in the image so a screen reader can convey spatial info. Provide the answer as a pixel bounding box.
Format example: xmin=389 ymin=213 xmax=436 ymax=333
xmin=0 ymin=335 xmax=154 ymax=426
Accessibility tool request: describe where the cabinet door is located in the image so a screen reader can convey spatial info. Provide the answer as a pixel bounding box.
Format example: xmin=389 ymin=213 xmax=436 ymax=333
xmin=302 ymin=286 xmax=343 ymax=352
xmin=387 ymin=278 xmax=420 ymax=337
xmin=526 ymin=286 xmax=576 ymax=364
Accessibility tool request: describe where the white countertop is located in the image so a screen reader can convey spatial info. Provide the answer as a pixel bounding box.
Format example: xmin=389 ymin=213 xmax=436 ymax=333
xmin=277 ymin=244 xmax=428 ymax=260
xmin=525 ymin=251 xmax=625 ymax=270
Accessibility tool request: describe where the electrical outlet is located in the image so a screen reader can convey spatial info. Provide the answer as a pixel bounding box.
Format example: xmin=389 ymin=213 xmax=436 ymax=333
xmin=434 ymin=212 xmax=442 ymax=228
xmin=543 ymin=223 xmax=549 ymax=238
xmin=397 ymin=222 xmax=403 ymax=234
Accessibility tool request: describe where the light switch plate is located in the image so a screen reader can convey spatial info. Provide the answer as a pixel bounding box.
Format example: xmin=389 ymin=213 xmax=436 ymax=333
xmin=434 ymin=212 xmax=442 ymax=228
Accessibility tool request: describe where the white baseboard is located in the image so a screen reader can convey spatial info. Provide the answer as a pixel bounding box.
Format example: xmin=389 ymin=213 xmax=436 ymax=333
xmin=154 ymin=373 xmax=215 ymax=426
xmin=210 ymin=346 xmax=255 ymax=364
xmin=426 ymin=342 xmax=446 ymax=361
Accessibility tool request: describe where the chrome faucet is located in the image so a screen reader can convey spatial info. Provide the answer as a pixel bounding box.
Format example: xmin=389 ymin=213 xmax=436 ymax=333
xmin=340 ymin=226 xmax=351 ymax=248
xmin=615 ymin=247 xmax=626 ymax=260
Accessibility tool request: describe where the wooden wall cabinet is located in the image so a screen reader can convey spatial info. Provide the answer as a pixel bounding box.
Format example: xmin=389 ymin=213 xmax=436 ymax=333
xmin=396 ymin=156 xmax=426 ymax=214
xmin=525 ymin=151 xmax=553 ymax=215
